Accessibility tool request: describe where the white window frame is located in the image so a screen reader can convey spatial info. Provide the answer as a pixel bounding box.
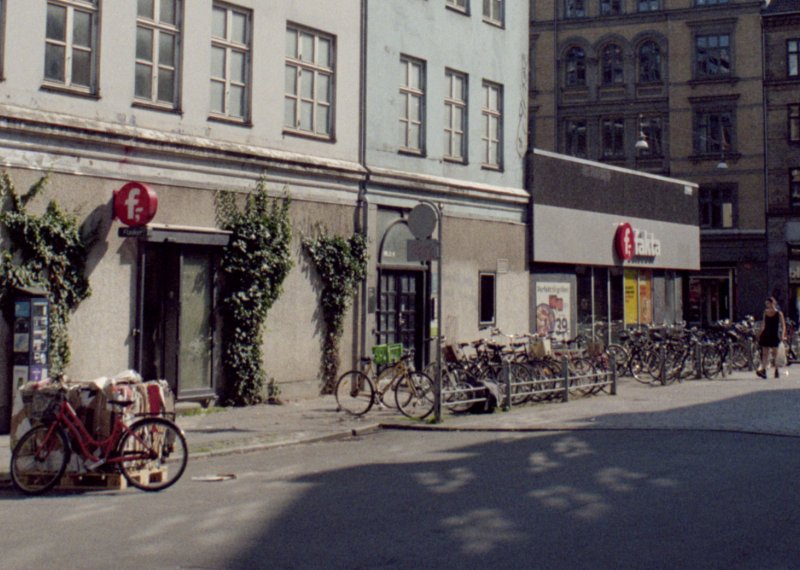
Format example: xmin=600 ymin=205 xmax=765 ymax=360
xmin=44 ymin=0 xmax=99 ymax=93
xmin=135 ymin=0 xmax=181 ymax=109
xmin=482 ymin=0 xmax=504 ymax=26
xmin=209 ymin=3 xmax=251 ymax=122
xmin=444 ymin=69 xmax=468 ymax=163
xmin=481 ymin=81 xmax=502 ymax=169
xmin=399 ymin=56 xmax=425 ymax=154
xmin=284 ymin=24 xmax=335 ymax=139
xmin=447 ymin=0 xmax=469 ymax=14
xmin=479 ymin=272 xmax=497 ymax=326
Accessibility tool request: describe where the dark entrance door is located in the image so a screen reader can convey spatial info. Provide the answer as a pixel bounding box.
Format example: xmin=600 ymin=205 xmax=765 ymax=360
xmin=137 ymin=244 xmax=218 ymax=400
xmin=376 ymin=270 xmax=426 ymax=367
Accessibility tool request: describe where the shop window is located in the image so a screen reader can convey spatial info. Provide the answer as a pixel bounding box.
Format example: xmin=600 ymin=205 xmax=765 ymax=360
xmin=699 ymin=185 xmax=736 ymax=229
xmin=791 ymin=168 xmax=800 ymax=210
xmin=601 ymin=44 xmax=624 ymax=85
xmin=600 ymin=0 xmax=621 ymax=16
xmin=565 ymin=46 xmax=586 ymax=86
xmin=790 ymin=104 xmax=800 ymax=143
xmin=788 ymin=39 xmax=799 ymax=78
xmin=638 ymin=41 xmax=661 ymax=84
xmin=479 ymin=272 xmax=496 ymax=326
xmin=565 ymin=119 xmax=587 ymax=158
xmin=601 ymin=117 xmax=625 ymax=159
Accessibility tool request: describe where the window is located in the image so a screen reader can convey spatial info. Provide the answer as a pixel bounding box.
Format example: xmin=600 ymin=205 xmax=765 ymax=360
xmin=210 ymin=4 xmax=250 ymax=121
xmin=565 ymin=0 xmax=586 ymax=18
xmin=789 ymin=40 xmax=799 ymax=78
xmin=637 ymin=0 xmax=659 ymax=12
xmin=482 ymin=0 xmax=503 ymax=25
xmin=791 ymin=168 xmax=800 ymax=210
xmin=790 ymin=104 xmax=800 ymax=142
xmin=479 ymin=273 xmax=496 ymax=326
xmin=565 ymin=119 xmax=587 ymax=158
xmin=600 ymin=0 xmax=621 ymax=16
xmin=601 ymin=44 xmax=624 ymax=85
xmin=695 ymin=0 xmax=728 ymax=4
xmin=284 ymin=25 xmax=335 ymax=137
xmin=135 ymin=0 xmax=181 ymax=108
xmin=399 ymin=56 xmax=425 ymax=153
xmin=695 ymin=33 xmax=731 ymax=78
xmin=694 ymin=110 xmax=733 ymax=156
xmin=699 ymin=185 xmax=735 ymax=228
xmin=638 ymin=41 xmax=661 ymax=83
xmin=44 ymin=0 xmax=99 ymax=92
xmin=444 ymin=69 xmax=467 ymax=162
xmin=447 ymin=0 xmax=469 ymax=12
xmin=639 ymin=115 xmax=663 ymax=157
xmin=565 ymin=47 xmax=586 ymax=87
xmin=481 ymin=81 xmax=502 ymax=169
xmin=602 ymin=117 xmax=625 ymax=159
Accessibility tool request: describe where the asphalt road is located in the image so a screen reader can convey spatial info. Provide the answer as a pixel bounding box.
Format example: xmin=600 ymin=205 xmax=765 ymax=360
xmin=1 ymin=428 xmax=799 ymax=569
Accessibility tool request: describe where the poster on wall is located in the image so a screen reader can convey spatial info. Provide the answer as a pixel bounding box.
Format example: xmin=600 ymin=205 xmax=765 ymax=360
xmin=624 ymin=269 xmax=638 ymax=325
xmin=639 ymin=270 xmax=653 ymax=325
xmin=535 ymin=282 xmax=571 ymax=340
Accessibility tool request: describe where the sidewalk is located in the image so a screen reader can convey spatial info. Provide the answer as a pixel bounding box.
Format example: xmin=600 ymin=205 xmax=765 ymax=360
xmin=3 ymin=366 xmax=800 ymax=485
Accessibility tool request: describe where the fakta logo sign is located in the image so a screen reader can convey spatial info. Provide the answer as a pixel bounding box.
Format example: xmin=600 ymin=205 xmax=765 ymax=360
xmin=615 ymin=222 xmax=661 ymax=261
xmin=113 ymin=182 xmax=158 ymax=227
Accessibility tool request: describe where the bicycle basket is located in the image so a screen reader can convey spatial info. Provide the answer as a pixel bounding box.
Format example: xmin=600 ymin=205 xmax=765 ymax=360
xmin=372 ymin=343 xmax=403 ymax=365
xmin=24 ymin=390 xmax=64 ymax=424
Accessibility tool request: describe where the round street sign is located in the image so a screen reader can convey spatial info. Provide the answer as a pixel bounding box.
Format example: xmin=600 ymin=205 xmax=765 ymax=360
xmin=113 ymin=181 xmax=158 ymax=227
xmin=408 ymin=203 xmax=438 ymax=239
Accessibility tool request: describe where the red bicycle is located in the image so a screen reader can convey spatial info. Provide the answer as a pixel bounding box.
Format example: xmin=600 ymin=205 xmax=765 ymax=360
xmin=10 ymin=382 xmax=188 ymax=495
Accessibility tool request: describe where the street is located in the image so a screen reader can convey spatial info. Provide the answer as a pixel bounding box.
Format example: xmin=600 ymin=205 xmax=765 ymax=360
xmin=1 ymin=427 xmax=799 ymax=569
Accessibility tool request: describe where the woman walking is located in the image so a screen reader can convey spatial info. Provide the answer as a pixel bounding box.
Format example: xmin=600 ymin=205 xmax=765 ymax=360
xmin=757 ymin=296 xmax=787 ymax=378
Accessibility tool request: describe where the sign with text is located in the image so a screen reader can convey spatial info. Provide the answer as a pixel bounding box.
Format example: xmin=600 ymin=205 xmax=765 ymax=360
xmin=113 ymin=181 xmax=158 ymax=227
xmin=407 ymin=239 xmax=440 ymax=261
xmin=535 ymin=282 xmax=571 ymax=340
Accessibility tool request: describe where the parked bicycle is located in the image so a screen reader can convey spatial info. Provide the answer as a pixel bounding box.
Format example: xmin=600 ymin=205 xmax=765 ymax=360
xmin=335 ymin=349 xmax=434 ymax=419
xmin=10 ymin=381 xmax=188 ymax=495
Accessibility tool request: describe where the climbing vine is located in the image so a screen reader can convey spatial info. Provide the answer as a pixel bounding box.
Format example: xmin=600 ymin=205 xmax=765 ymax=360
xmin=215 ymin=177 xmax=293 ymax=406
xmin=303 ymin=229 xmax=368 ymax=392
xmin=0 ymin=172 xmax=96 ymax=376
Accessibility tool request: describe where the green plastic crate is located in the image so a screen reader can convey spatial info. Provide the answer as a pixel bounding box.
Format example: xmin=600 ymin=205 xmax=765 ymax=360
xmin=372 ymin=343 xmax=403 ymax=365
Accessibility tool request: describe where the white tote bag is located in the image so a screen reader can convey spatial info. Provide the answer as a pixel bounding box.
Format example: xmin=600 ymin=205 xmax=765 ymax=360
xmin=776 ymin=342 xmax=788 ymax=368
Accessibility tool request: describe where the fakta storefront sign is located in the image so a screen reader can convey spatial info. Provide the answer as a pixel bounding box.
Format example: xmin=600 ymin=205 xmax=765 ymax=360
xmin=113 ymin=181 xmax=158 ymax=227
xmin=615 ymin=222 xmax=661 ymax=261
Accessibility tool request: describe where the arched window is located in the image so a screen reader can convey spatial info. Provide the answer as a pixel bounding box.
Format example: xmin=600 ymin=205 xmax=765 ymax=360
xmin=566 ymin=47 xmax=586 ymax=86
xmin=638 ymin=41 xmax=661 ymax=83
xmin=601 ymin=44 xmax=624 ymax=85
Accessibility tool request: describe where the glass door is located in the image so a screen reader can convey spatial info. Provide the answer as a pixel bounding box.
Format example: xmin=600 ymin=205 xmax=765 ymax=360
xmin=376 ymin=270 xmax=426 ymax=367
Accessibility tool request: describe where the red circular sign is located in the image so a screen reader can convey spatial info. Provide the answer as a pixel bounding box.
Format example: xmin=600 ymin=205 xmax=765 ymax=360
xmin=615 ymin=223 xmax=635 ymax=261
xmin=113 ymin=182 xmax=158 ymax=227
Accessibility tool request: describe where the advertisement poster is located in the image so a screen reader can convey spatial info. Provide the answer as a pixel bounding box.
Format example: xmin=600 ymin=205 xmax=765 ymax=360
xmin=535 ymin=282 xmax=571 ymax=340
xmin=639 ymin=270 xmax=653 ymax=325
xmin=624 ymin=269 xmax=638 ymax=325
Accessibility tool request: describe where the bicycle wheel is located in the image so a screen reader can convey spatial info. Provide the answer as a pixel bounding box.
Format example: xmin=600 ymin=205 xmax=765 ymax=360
xmin=11 ymin=425 xmax=70 ymax=495
xmin=335 ymin=370 xmax=375 ymax=416
xmin=605 ymin=344 xmax=629 ymax=376
xmin=395 ymin=371 xmax=435 ymax=419
xmin=117 ymin=418 xmax=188 ymax=492
xmin=701 ymin=345 xmax=723 ymax=379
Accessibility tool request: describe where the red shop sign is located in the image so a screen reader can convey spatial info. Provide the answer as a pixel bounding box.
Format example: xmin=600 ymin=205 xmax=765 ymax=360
xmin=615 ymin=222 xmax=635 ymax=261
xmin=113 ymin=182 xmax=158 ymax=227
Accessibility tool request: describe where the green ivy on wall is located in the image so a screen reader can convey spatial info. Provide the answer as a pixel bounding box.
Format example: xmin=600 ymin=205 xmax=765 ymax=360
xmin=0 ymin=173 xmax=96 ymax=376
xmin=303 ymin=229 xmax=368 ymax=392
xmin=215 ymin=177 xmax=293 ymax=406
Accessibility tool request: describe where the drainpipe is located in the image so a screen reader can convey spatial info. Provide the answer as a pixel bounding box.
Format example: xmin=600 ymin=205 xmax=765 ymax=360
xmin=553 ymin=0 xmax=560 ymax=152
xmin=760 ymin=15 xmax=773 ymax=308
xmin=357 ymin=0 xmax=370 ymax=361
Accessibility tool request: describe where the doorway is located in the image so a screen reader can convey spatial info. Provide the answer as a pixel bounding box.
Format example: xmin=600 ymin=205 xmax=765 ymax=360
xmin=137 ymin=244 xmax=219 ymax=400
xmin=376 ymin=270 xmax=426 ymax=367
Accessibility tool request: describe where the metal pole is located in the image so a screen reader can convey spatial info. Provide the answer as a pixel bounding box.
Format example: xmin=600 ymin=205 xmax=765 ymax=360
xmin=503 ymin=360 xmax=511 ymax=411
xmin=435 ymin=203 xmax=443 ymax=423
xmin=610 ymin=357 xmax=618 ymax=396
xmin=562 ymin=356 xmax=570 ymax=402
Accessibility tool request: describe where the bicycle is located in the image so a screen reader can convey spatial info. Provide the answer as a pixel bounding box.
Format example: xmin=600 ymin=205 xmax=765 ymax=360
xmin=335 ymin=350 xmax=435 ymax=419
xmin=10 ymin=382 xmax=188 ymax=495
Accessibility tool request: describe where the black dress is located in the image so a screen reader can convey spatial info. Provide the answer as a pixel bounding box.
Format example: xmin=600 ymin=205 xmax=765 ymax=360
xmin=759 ymin=312 xmax=782 ymax=348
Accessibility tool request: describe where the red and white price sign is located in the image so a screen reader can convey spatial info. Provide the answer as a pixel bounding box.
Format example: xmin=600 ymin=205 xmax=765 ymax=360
xmin=113 ymin=182 xmax=158 ymax=227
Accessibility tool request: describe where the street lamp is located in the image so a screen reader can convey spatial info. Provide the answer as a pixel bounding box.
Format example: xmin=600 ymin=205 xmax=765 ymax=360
xmin=635 ymin=114 xmax=649 ymax=152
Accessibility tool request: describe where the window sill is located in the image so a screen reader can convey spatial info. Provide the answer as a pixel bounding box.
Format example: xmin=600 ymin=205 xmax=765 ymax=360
xmin=689 ymin=152 xmax=741 ymax=165
xmin=443 ymin=156 xmax=467 ymax=165
xmin=282 ymin=128 xmax=335 ymax=143
xmin=445 ymin=5 xmax=470 ymax=16
xmin=40 ymin=82 xmax=99 ymax=100
xmin=482 ymin=18 xmax=505 ymax=29
xmin=399 ymin=148 xmax=426 ymax=157
xmin=481 ymin=163 xmax=503 ymax=172
xmin=688 ymin=75 xmax=739 ymax=88
xmin=208 ymin=114 xmax=252 ymax=128
xmin=132 ymin=100 xmax=183 ymax=116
